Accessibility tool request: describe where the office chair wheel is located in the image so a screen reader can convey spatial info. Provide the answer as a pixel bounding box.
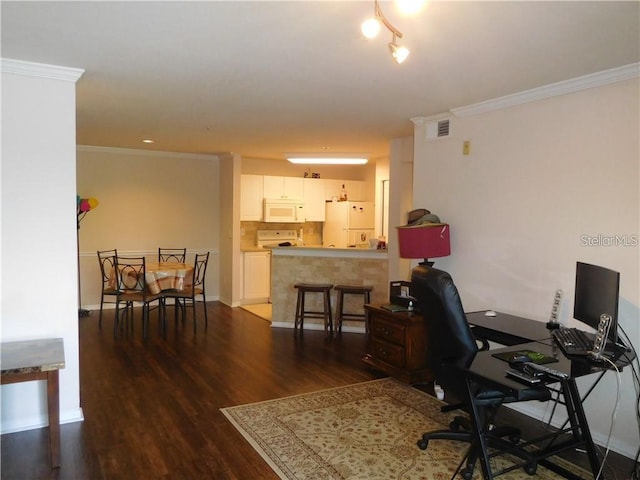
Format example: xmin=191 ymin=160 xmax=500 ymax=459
xmin=509 ymin=433 xmax=521 ymax=444
xmin=417 ymin=438 xmax=429 ymax=450
xmin=449 ymin=420 xmax=461 ymax=431
xmin=460 ymin=467 xmax=474 ymax=480
xmin=524 ymin=463 xmax=537 ymax=475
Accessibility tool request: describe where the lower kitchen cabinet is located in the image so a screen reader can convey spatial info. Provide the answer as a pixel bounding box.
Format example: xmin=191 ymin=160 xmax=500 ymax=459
xmin=363 ymin=305 xmax=432 ymax=384
xmin=243 ymin=251 xmax=271 ymax=303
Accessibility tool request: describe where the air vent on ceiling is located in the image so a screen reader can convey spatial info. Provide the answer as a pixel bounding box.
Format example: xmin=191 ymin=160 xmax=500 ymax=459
xmin=426 ymin=118 xmax=451 ymax=140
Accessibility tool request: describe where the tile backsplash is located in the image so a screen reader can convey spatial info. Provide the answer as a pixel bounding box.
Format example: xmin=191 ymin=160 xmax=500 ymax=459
xmin=241 ymin=221 xmax=323 ymax=249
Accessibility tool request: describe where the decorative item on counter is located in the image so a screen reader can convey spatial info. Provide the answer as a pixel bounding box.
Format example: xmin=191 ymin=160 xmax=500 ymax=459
xmin=339 ymin=184 xmax=347 ymax=201
xmin=312 ymin=172 xmax=320 ymax=178
xmin=376 ymin=236 xmax=386 ymax=250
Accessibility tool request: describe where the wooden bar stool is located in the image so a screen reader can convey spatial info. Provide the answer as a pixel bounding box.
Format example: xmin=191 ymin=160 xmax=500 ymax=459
xmin=334 ymin=285 xmax=373 ymax=334
xmin=293 ymin=283 xmax=334 ymax=338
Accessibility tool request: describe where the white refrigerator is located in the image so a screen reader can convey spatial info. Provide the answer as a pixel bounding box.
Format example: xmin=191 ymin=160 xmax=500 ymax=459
xmin=323 ymin=201 xmax=375 ymax=248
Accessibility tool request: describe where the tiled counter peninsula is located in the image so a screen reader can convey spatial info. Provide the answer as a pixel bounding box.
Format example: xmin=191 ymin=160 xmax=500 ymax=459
xmin=269 ymin=246 xmax=388 ymax=332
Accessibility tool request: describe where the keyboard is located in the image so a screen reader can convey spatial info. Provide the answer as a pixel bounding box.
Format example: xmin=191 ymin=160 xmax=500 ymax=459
xmin=551 ymin=327 xmax=594 ymax=356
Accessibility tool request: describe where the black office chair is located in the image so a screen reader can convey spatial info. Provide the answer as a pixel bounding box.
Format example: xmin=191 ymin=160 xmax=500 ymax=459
xmin=412 ymin=266 xmax=551 ymax=480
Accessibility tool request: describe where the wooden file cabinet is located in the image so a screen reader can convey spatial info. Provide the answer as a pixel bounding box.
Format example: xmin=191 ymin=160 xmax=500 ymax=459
xmin=363 ymin=305 xmax=432 ymax=384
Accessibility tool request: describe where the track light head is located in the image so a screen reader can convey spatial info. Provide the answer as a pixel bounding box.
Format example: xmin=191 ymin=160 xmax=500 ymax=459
xmin=361 ymin=17 xmax=381 ymax=39
xmin=389 ymin=41 xmax=410 ymax=64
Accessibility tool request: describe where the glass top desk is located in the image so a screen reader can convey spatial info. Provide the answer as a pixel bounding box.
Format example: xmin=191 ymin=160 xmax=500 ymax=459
xmin=466 ymin=310 xmax=552 ymax=346
xmin=464 ymin=330 xmax=633 ymax=479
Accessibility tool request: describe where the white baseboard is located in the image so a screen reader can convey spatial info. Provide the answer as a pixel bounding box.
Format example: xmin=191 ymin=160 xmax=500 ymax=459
xmin=270 ymin=322 xmax=365 ymax=334
xmin=82 ymin=295 xmax=219 ymax=312
xmin=0 ymin=407 xmax=84 ymax=435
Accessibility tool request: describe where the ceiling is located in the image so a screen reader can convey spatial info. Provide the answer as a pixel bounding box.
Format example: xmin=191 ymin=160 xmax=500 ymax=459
xmin=2 ymin=1 xmax=639 ymax=161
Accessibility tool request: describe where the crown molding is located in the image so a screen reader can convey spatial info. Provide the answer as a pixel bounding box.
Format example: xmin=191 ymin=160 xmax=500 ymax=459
xmin=1 ymin=58 xmax=84 ymax=82
xmin=410 ymin=113 xmax=451 ymax=126
xmin=77 ymin=145 xmax=220 ymax=161
xmin=451 ymin=63 xmax=639 ymax=118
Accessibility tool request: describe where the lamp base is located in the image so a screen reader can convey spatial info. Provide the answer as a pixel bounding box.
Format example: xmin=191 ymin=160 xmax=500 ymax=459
xmin=418 ymin=259 xmax=435 ymax=267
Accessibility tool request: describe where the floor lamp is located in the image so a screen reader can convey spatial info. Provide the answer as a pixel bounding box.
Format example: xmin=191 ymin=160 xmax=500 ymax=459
xmin=77 ymin=196 xmax=98 ymax=317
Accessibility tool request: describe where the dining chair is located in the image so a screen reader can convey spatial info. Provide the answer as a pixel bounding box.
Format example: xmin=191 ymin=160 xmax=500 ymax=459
xmin=164 ymin=252 xmax=209 ymax=333
xmin=158 ymin=247 xmax=187 ymax=263
xmin=113 ymin=256 xmax=165 ymax=339
xmin=97 ymin=249 xmax=118 ymax=328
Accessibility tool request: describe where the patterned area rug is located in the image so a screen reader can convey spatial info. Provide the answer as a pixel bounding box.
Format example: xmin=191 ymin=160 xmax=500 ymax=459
xmin=221 ymin=378 xmax=589 ymax=480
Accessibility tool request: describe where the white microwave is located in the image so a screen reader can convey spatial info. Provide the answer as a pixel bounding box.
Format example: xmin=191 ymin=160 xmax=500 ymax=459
xmin=263 ymin=198 xmax=305 ymax=223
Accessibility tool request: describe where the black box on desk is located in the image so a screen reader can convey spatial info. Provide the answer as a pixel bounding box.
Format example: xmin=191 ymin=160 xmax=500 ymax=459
xmin=389 ymin=281 xmax=417 ymax=308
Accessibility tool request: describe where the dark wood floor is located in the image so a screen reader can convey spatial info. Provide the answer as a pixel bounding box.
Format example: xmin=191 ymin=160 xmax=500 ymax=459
xmin=1 ymin=302 xmax=636 ymax=479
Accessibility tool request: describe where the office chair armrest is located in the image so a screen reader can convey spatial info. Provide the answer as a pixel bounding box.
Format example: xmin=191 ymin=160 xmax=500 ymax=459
xmin=474 ymin=336 xmax=490 ymax=351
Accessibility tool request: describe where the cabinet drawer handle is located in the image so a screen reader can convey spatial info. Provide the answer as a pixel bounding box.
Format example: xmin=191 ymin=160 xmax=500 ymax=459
xmin=376 ymin=347 xmax=389 ymax=357
xmin=382 ymin=328 xmax=394 ymax=336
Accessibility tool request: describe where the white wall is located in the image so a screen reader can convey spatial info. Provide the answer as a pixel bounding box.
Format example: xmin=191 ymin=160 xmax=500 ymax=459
xmin=76 ymin=146 xmax=221 ymax=309
xmin=412 ymin=72 xmax=639 ymax=457
xmin=1 ymin=60 xmax=84 ymax=431
xmin=388 ymin=136 xmax=414 ymax=283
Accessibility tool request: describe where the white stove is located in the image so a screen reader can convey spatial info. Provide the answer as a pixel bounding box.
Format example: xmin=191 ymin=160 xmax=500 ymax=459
xmin=256 ymin=230 xmax=298 ymax=247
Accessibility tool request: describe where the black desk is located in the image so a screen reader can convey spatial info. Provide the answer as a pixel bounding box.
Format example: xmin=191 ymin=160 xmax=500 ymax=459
xmin=464 ymin=317 xmax=632 ymax=480
xmin=466 ymin=310 xmax=551 ymax=346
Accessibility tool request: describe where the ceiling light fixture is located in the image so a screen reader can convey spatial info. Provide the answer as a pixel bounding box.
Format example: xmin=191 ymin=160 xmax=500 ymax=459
xmin=361 ymin=0 xmax=411 ymax=64
xmin=286 ymin=155 xmax=368 ymax=165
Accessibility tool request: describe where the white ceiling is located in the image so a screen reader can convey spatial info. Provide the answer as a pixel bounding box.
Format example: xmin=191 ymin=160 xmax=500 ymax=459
xmin=2 ymin=1 xmax=639 ymax=161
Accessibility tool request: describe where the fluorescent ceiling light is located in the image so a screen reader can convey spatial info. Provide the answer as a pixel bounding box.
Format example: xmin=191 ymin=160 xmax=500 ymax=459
xmin=286 ymin=156 xmax=368 ymax=165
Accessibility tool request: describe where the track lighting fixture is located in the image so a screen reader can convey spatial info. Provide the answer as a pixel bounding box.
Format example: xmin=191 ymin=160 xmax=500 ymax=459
xmin=389 ymin=33 xmax=410 ymax=64
xmin=361 ymin=0 xmax=418 ymax=64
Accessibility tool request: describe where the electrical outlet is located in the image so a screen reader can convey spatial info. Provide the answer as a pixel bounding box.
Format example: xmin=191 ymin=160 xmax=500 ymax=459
xmin=463 ymin=140 xmax=471 ymax=155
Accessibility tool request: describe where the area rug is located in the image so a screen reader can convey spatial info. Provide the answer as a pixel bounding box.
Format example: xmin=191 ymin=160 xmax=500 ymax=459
xmin=221 ymin=378 xmax=589 ymax=480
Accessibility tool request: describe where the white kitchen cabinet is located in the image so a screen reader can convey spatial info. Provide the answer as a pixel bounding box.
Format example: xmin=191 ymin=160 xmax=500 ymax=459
xmin=325 ymin=179 xmax=365 ymax=201
xmin=263 ymin=175 xmax=304 ymax=199
xmin=303 ymin=178 xmax=326 ymax=221
xmin=241 ymin=174 xmax=264 ymax=221
xmin=243 ymin=251 xmax=271 ymax=303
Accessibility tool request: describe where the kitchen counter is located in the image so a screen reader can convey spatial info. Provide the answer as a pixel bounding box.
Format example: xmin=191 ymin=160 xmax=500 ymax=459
xmin=269 ymin=246 xmax=389 ymax=332
xmin=267 ymin=245 xmax=388 ymax=259
xmin=240 ymin=246 xmax=268 ymax=252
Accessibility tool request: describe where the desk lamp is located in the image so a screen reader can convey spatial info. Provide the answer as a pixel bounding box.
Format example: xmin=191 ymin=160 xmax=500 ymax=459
xmin=396 ymin=223 xmax=451 ymax=266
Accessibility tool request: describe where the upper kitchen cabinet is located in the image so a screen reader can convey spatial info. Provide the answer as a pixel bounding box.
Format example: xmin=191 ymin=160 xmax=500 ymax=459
xmin=303 ymin=178 xmax=326 ymax=221
xmin=241 ymin=174 xmax=264 ymax=221
xmin=325 ymin=179 xmax=365 ymax=202
xmin=263 ymin=175 xmax=304 ymax=199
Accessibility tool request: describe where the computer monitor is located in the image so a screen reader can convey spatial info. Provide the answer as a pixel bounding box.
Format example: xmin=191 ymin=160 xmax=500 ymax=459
xmin=573 ymin=261 xmax=620 ymax=344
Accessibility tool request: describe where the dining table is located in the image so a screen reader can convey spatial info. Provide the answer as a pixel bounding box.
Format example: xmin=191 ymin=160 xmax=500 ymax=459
xmin=110 ymin=261 xmax=193 ymax=294
xmin=144 ymin=262 xmax=193 ymax=294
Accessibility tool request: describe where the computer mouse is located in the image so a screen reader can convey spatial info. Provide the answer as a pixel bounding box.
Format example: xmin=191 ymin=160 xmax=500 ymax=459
xmin=485 ymin=310 xmax=497 ymax=317
xmin=508 ymin=354 xmax=531 ymax=366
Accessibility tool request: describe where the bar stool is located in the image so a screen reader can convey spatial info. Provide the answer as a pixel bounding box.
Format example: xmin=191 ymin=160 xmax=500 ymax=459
xmin=334 ymin=285 xmax=373 ymax=334
xmin=293 ymin=283 xmax=334 ymax=338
